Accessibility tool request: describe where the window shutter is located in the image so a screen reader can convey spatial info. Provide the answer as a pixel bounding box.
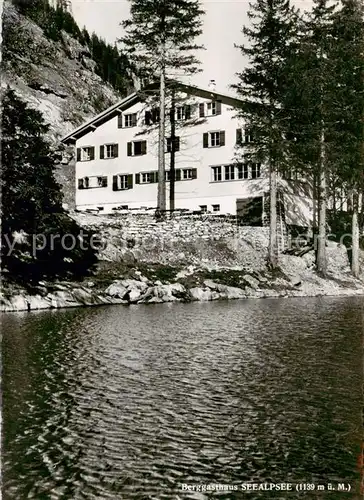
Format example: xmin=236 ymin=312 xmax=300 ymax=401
xmin=118 ymin=114 xmax=123 ymax=128
xmin=166 ymin=138 xmax=172 ymax=153
xmin=78 ymin=178 xmax=84 ymax=189
xmin=127 ymin=174 xmax=133 ymax=189
xmin=89 ymin=147 xmax=95 ymax=160
xmin=203 ymin=133 xmax=209 ymax=148
xmin=100 ymin=146 xmax=104 ymax=159
xmin=127 ymin=142 xmax=132 ymax=156
xmin=135 ymin=173 xmax=140 ymax=184
xmin=112 ymin=175 xmax=118 ymax=191
xmin=76 ymin=148 xmax=81 ymax=161
xmin=113 ymin=144 xmax=119 ymax=158
xmin=216 ymin=100 xmax=222 ymax=115
xmin=141 ymin=141 xmax=147 ymax=155
xmin=145 ymin=111 xmax=151 ymax=125
xmin=153 ymin=171 xmax=159 ymax=183
xmin=192 ymin=168 xmax=197 ymax=180
xmin=220 ymin=131 xmax=225 ymax=146
xmin=102 ymin=177 xmax=108 ymax=187
xmin=176 ymin=169 xmax=181 ymax=181
xmin=131 ymin=114 xmax=137 ymax=127
xmin=174 ymin=137 xmax=180 ymax=152
xmin=236 ymin=128 xmax=242 ymax=144
xmin=185 ymin=105 xmax=191 ymax=120
xmin=199 ymin=103 xmax=205 ymax=117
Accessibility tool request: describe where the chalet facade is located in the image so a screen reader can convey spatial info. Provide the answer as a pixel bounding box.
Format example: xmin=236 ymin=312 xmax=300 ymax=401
xmin=61 ymin=82 xmax=312 ymax=226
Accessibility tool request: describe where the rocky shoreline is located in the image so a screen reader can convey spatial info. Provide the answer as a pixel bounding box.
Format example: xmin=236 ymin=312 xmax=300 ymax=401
xmin=1 ymin=263 xmax=363 ymax=313
xmin=2 ymin=214 xmax=364 ymax=313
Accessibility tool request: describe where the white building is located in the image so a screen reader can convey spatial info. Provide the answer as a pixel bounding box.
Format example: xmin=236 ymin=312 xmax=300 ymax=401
xmin=61 ymin=81 xmax=312 ymax=226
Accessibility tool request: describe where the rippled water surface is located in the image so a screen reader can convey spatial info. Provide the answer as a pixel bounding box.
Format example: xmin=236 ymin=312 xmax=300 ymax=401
xmin=2 ymin=298 xmax=363 ymax=499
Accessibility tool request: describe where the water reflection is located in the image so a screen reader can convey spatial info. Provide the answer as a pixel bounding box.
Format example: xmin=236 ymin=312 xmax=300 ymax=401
xmin=2 ymin=297 xmax=363 ymax=499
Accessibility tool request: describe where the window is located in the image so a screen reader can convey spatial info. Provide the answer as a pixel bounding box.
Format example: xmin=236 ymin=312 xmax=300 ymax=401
xmin=127 ymin=140 xmax=147 ymax=156
xmin=135 ymin=171 xmax=158 ymax=184
xmin=200 ymin=205 xmax=207 ymax=213
xmin=207 ymin=101 xmax=216 ymax=116
xmin=124 ymin=113 xmax=137 ymax=128
xmin=118 ymin=113 xmax=137 ymax=128
xmin=251 ymin=163 xmax=261 ymax=179
xmin=211 ymin=166 xmax=222 ymax=182
xmin=225 ymin=165 xmax=235 ymax=181
xmin=211 ymin=163 xmax=257 ymax=182
xmin=237 ymin=163 xmax=249 ymax=179
xmin=199 ymin=100 xmax=222 ymax=117
xmin=97 ymin=176 xmax=107 ymax=187
xmin=100 ymin=143 xmax=118 ymax=159
xmin=176 ymin=105 xmax=191 ymax=121
xmin=203 ymin=131 xmax=225 ymax=148
xmin=182 ymin=169 xmax=193 ymax=180
xmin=77 ymin=146 xmax=95 ymax=162
xmin=210 ymin=131 xmax=220 ymax=147
xmin=112 ymin=174 xmax=133 ymax=191
xmin=236 ymin=127 xmax=255 ymax=145
xmin=166 ymin=136 xmax=180 ymax=153
xmin=141 ymin=172 xmax=152 ymax=184
xmin=243 ymin=127 xmax=254 ymax=143
xmin=144 ymin=108 xmax=160 ymax=125
xmin=212 ymin=204 xmax=220 ymax=212
xmin=78 ymin=176 xmax=107 ymax=189
xmin=105 ymin=144 xmax=114 ymax=158
xmin=165 ymin=171 xmax=170 ymax=181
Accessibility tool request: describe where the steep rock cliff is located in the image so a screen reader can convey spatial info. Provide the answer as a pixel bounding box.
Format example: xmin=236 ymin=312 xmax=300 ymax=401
xmin=2 ymin=0 xmax=133 ymax=207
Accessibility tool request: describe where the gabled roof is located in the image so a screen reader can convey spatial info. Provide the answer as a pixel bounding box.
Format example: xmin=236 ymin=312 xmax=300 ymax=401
xmin=61 ymin=80 xmax=245 ymax=145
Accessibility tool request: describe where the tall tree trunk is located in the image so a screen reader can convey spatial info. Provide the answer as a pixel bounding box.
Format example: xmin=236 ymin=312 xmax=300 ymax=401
xmin=312 ymin=171 xmax=318 ymax=237
xmin=351 ymin=190 xmax=360 ymax=277
xmin=269 ymin=162 xmax=278 ymax=268
xmin=169 ymin=91 xmax=176 ymax=212
xmin=157 ymin=65 xmax=166 ymax=214
xmin=347 ymin=191 xmax=353 ymax=213
xmin=316 ymin=128 xmax=327 ymax=275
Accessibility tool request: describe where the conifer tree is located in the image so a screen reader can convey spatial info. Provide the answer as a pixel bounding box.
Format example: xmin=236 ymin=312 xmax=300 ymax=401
xmin=1 ymin=89 xmax=98 ymax=284
xmin=120 ymin=0 xmax=204 ymax=215
xmin=285 ymin=0 xmax=337 ymax=275
xmin=233 ymin=0 xmax=299 ymax=268
xmin=330 ymin=0 xmax=364 ymax=277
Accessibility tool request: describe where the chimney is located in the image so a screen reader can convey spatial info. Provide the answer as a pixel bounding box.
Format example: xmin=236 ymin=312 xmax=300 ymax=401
xmin=208 ymin=79 xmax=216 ymax=91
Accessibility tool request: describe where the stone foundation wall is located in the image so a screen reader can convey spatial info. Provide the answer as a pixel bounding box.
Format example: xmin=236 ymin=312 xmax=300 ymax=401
xmin=73 ymin=212 xmax=271 ymax=269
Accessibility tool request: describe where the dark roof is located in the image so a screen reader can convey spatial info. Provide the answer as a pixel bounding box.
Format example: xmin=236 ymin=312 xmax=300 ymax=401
xmin=61 ymin=80 xmax=245 ymax=144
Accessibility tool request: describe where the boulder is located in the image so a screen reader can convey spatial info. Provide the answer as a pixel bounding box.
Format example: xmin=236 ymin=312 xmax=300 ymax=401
xmin=147 ymin=297 xmax=164 ymax=304
xmin=189 ymin=287 xmax=214 ymax=301
xmin=105 ymin=283 xmax=128 ymax=299
xmin=107 ymin=279 xmax=149 ymax=303
xmin=28 ymin=295 xmax=51 ymax=310
xmin=127 ymin=287 xmax=143 ymax=303
xmin=203 ymin=280 xmax=245 ymax=299
xmin=138 ymin=283 xmax=188 ymax=303
xmin=219 ymin=285 xmax=246 ymax=300
xmin=137 ymin=287 xmax=155 ymax=303
xmin=242 ymin=274 xmax=260 ymax=290
xmin=203 ymin=279 xmax=218 ymax=290
xmin=326 ymin=244 xmax=350 ymax=274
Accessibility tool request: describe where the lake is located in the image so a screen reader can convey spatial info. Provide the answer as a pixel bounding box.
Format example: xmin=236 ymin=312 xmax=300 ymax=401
xmin=2 ymin=297 xmax=363 ymax=499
